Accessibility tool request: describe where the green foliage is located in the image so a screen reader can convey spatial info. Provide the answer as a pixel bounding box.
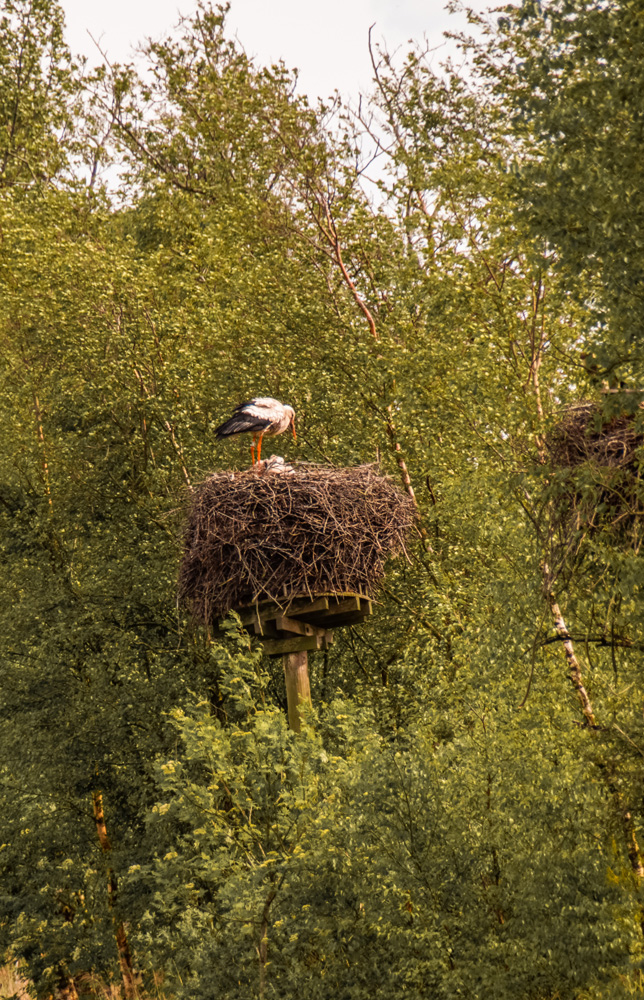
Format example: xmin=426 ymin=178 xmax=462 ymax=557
xmin=130 ymin=699 xmax=642 ymax=999
xmin=486 ymin=0 xmax=644 ymax=383
xmin=2 ymin=1 xmax=644 ymax=998
xmin=0 ymin=0 xmax=78 ymax=190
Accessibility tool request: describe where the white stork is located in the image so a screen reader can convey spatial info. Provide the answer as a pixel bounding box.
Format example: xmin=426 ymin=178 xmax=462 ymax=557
xmin=215 ymin=397 xmax=296 ymax=465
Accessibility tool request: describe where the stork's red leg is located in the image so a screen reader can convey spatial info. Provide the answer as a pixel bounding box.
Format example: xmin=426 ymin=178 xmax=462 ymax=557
xmin=251 ymin=437 xmax=256 ymax=466
xmin=257 ymin=432 xmax=264 ymax=464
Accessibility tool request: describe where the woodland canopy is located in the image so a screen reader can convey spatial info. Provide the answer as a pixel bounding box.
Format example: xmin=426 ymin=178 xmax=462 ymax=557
xmin=2 ymin=1 xmax=644 ymax=998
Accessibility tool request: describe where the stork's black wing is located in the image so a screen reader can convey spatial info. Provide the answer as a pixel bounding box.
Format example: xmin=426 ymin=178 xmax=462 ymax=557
xmin=214 ymin=412 xmax=272 ymax=438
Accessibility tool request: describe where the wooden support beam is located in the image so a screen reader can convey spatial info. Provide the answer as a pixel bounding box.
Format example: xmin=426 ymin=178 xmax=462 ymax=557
xmin=283 ymin=651 xmax=311 ymax=733
xmin=274 ymin=614 xmax=310 ymax=635
xmin=250 ymin=616 xmax=328 ymax=640
xmin=284 ymin=596 xmax=330 ymax=617
xmin=263 ymin=635 xmax=319 ymax=655
xmin=233 ymin=593 xmax=372 ymax=657
xmin=304 ymin=596 xmax=373 ymax=627
xmin=236 ymin=594 xmax=376 ymax=628
xmin=261 ymin=632 xmax=334 ymax=656
xmin=325 ymin=596 xmax=362 ymax=616
xmin=239 ymin=595 xmax=372 ymax=627
xmin=237 ymin=596 xmax=331 ymax=627
xmin=274 ymin=615 xmax=327 ymax=637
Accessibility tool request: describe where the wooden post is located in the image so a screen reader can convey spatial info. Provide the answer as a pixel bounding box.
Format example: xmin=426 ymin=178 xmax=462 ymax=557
xmin=283 ymin=651 xmax=311 ymax=732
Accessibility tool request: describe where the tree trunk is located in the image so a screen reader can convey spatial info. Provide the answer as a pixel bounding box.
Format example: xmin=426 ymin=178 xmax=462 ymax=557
xmin=92 ymin=791 xmax=139 ymax=999
xmin=542 ymin=565 xmax=644 ymax=878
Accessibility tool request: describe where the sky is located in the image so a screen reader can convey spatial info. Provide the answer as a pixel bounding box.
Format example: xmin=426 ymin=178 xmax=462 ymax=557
xmin=59 ymin=0 xmax=493 ymax=104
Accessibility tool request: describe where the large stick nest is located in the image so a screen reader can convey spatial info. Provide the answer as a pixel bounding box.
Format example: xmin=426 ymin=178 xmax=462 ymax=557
xmin=179 ymin=464 xmax=418 ymax=624
xmin=546 ymin=402 xmax=642 ymax=470
xmin=544 ymin=401 xmax=644 ymax=542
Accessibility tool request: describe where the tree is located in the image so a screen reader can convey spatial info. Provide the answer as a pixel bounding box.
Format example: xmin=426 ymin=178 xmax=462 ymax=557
xmin=482 ymin=0 xmax=644 ymax=385
xmin=0 ymin=0 xmax=80 ymax=190
xmin=3 ymin=2 xmax=644 ymax=997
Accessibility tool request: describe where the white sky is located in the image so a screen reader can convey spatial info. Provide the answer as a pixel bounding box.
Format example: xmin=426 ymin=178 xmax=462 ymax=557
xmin=59 ymin=0 xmax=493 ymax=103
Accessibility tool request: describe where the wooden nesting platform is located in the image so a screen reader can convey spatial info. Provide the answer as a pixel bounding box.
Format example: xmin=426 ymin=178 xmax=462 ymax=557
xmin=236 ymin=592 xmax=373 ymax=656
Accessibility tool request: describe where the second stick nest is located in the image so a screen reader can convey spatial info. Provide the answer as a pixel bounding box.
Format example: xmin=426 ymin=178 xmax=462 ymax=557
xmin=179 ymin=464 xmax=418 ymax=625
xmin=545 ymin=400 xmax=644 ymax=541
xmin=546 ymin=402 xmax=642 ymax=470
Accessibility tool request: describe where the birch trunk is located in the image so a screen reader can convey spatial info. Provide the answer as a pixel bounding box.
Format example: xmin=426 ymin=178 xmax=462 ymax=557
xmin=92 ymin=792 xmax=139 ymax=998
xmin=542 ymin=563 xmax=644 ymax=877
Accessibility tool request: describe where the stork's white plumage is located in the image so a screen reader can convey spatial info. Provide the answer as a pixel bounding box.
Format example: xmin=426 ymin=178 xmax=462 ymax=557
xmin=215 ymin=397 xmax=296 ymax=464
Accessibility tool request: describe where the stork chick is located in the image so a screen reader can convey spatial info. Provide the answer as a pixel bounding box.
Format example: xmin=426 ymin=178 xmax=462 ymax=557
xmin=215 ymin=397 xmax=296 ymax=465
xmin=255 ymin=455 xmax=295 ymax=475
